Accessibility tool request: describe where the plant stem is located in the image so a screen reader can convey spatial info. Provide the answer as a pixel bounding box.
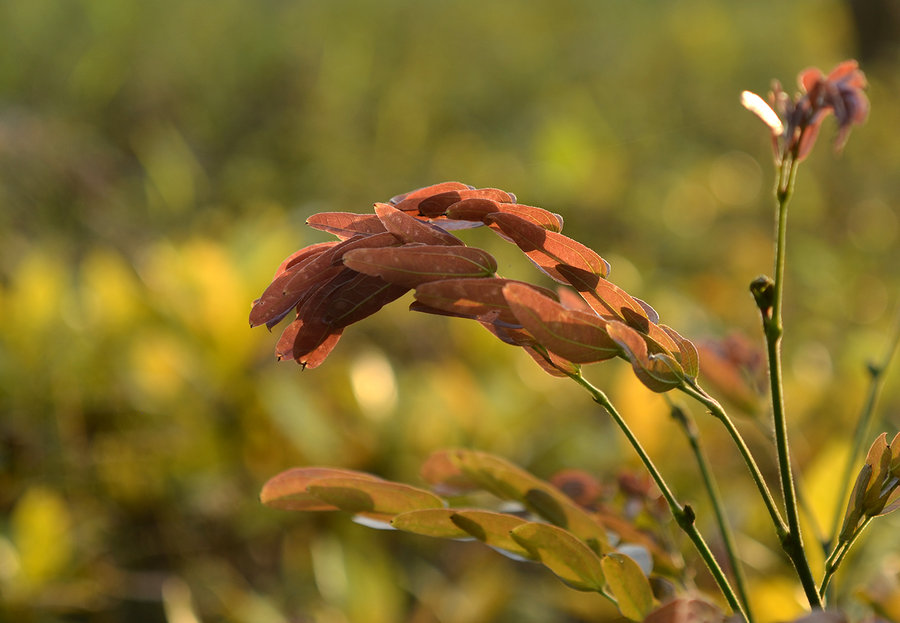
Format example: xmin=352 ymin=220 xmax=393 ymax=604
xmin=679 ymin=381 xmax=787 ymax=536
xmin=825 ymin=302 xmax=900 ymax=554
xmin=568 ymin=370 xmax=749 ymax=621
xmin=763 ymin=157 xmax=823 ymax=609
xmin=668 ymin=399 xmax=753 ymax=620
xmin=819 ymin=516 xmax=873 ymax=599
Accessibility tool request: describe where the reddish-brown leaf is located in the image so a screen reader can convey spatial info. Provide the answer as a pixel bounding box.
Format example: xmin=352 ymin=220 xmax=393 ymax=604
xmin=446 ymin=198 xmax=564 ymax=232
xmin=503 ymin=282 xmax=620 ymax=364
xmin=523 ymin=345 xmax=579 ymax=377
xmin=486 ymin=213 xmax=609 ymax=283
xmin=373 ymin=203 xmax=465 ymax=246
xmin=414 ymin=278 xmax=557 ymax=325
xmin=306 ymin=212 xmax=387 ymax=240
xmin=607 ymin=321 xmax=685 ymax=392
xmin=556 ymin=264 xmax=649 ymax=326
xmin=660 ymin=325 xmax=699 ymax=379
xmin=389 ymin=181 xmax=473 ymax=209
xmin=416 ymin=188 xmax=516 ymax=217
xmin=249 ymin=232 xmax=400 ymax=329
xmin=287 ymin=269 xmax=408 ymax=361
xmin=343 ymin=245 xmax=497 ymax=288
xmin=272 ymin=241 xmax=340 ymax=279
xmin=250 ymin=263 xmax=343 ymax=330
xmin=297 ymin=329 xmax=343 ymax=369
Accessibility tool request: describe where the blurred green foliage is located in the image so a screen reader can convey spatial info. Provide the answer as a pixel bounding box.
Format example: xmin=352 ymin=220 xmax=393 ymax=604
xmin=1 ymin=1 xmax=899 ymax=621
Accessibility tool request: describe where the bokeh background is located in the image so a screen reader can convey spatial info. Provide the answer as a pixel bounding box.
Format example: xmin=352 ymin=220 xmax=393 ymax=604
xmin=2 ymin=1 xmax=900 ymax=622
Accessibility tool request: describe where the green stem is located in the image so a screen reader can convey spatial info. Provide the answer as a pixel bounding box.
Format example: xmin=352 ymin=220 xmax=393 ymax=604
xmin=668 ymin=399 xmax=753 ymax=620
xmin=826 ymin=303 xmax=900 ymax=554
xmin=568 ymin=370 xmax=748 ymax=621
xmin=679 ymin=381 xmax=787 ymax=537
xmin=820 ymin=516 xmax=873 ymax=599
xmin=763 ymin=157 xmax=823 ymax=609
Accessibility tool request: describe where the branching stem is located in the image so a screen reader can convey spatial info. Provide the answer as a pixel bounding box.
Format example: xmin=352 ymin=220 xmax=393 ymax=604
xmin=668 ymin=399 xmax=753 ymax=620
xmin=568 ymin=370 xmax=748 ymax=621
xmin=763 ymin=156 xmax=823 ymax=609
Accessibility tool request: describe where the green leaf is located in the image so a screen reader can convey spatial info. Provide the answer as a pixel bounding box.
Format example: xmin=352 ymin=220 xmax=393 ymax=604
xmin=390 ymin=508 xmax=473 ymax=539
xmin=502 ymin=282 xmax=620 ymax=363
xmin=451 ymin=510 xmax=535 ymax=560
xmin=306 ymin=477 xmax=445 ymax=522
xmin=260 ymin=467 xmax=383 ymax=511
xmin=343 ymin=245 xmax=498 ymax=288
xmin=485 ymin=212 xmax=610 ymax=283
xmin=510 ymin=522 xmax=606 ymax=592
xmin=441 ymin=449 xmax=610 ymax=551
xmin=601 ymin=553 xmax=655 ymax=620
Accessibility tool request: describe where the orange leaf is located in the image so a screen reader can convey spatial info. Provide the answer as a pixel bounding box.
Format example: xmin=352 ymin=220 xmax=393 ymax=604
xmin=260 ymin=467 xmax=383 ymax=511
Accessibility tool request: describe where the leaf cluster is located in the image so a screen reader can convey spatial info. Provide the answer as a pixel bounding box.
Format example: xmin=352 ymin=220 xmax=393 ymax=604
xmin=250 ymin=182 xmax=699 ymax=394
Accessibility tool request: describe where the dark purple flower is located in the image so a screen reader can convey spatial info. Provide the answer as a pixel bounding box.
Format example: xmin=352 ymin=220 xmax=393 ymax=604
xmin=743 ymin=60 xmax=868 ymax=163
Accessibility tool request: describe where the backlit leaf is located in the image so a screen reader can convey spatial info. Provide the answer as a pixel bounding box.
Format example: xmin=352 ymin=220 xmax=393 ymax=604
xmin=661 ymin=325 xmax=700 ymax=379
xmin=556 ymin=264 xmax=648 ymax=326
xmin=391 ymin=508 xmax=472 ymax=539
xmin=288 ymin=269 xmax=408 ymax=361
xmin=373 ymin=203 xmax=464 ymax=246
xmin=272 ymin=241 xmax=340 ymax=279
xmin=260 ymin=467 xmax=382 ymax=511
xmin=607 ymin=321 xmax=685 ymax=392
xmin=451 ymin=510 xmax=535 ymax=560
xmin=601 ymin=553 xmax=654 ymax=620
xmin=416 ymin=188 xmax=516 ymax=216
xmin=389 ymin=181 xmax=474 ymax=210
xmin=342 ymin=245 xmax=498 ymax=288
xmin=443 ymin=449 xmax=610 ymax=550
xmin=420 ymin=450 xmax=481 ymax=495
xmin=446 ymin=198 xmax=564 ymax=232
xmin=414 ymin=277 xmax=558 ymax=325
xmin=523 ymin=345 xmax=580 ymax=377
xmin=249 ymin=232 xmax=398 ymax=329
xmin=306 ymin=212 xmax=387 ymax=239
xmin=307 ymin=477 xmax=445 ymax=522
xmin=502 ymin=282 xmax=620 ymax=363
xmin=486 ymin=213 xmax=609 ymax=283
xmin=510 ymin=522 xmax=606 ymax=592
